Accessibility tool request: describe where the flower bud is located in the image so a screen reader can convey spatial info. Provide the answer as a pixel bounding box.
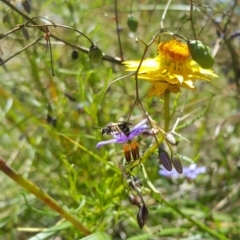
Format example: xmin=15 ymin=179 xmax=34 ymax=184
xmin=22 ymin=0 xmax=31 ymax=14
xmin=2 ymin=13 xmax=9 ymax=23
xmin=88 ymin=45 xmax=103 ymax=64
xmin=187 ymin=40 xmax=214 ymax=69
xmin=165 ymin=133 xmax=177 ymax=146
xmin=137 ymin=204 xmax=148 ymax=229
xmin=127 ymin=15 xmax=138 ymax=32
xmin=158 ymin=147 xmax=172 ymax=171
xmin=21 ymin=28 xmax=30 ymax=40
xmin=71 ymin=49 xmax=79 ymax=60
xmin=128 ymin=195 xmax=140 ymax=207
xmin=171 ymin=154 xmax=183 ymax=173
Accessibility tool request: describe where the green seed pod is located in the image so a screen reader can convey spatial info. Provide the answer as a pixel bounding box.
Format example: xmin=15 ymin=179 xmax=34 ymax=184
xmin=127 ymin=15 xmax=138 ymax=32
xmin=88 ymin=45 xmax=103 ymax=64
xmin=187 ymin=40 xmax=214 ymax=69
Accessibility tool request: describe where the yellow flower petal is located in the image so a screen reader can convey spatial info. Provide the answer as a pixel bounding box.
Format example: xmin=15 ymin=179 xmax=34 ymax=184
xmin=123 ymin=39 xmax=218 ymax=97
xmin=148 ymin=82 xmax=169 ymax=97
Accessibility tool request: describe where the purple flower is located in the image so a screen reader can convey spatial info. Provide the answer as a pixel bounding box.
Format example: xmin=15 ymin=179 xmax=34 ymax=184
xmin=183 ymin=164 xmax=206 ymax=179
xmin=159 ymin=164 xmax=206 ymax=180
xmin=96 ymin=119 xmax=148 ymax=148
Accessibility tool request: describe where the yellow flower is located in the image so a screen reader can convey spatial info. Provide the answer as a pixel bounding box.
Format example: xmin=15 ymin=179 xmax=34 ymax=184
xmin=123 ymin=39 xmax=218 ymax=97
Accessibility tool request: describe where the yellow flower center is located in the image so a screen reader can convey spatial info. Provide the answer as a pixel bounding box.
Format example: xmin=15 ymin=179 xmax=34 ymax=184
xmin=158 ymin=40 xmax=190 ymax=63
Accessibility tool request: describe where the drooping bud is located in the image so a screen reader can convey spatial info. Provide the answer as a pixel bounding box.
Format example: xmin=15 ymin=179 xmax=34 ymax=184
xmin=137 ymin=204 xmax=148 ymax=229
xmin=2 ymin=13 xmax=9 ymax=24
xmin=21 ymin=28 xmax=30 ymax=40
xmin=187 ymin=40 xmax=214 ymax=69
xmin=127 ymin=15 xmax=138 ymax=32
xmin=171 ymin=154 xmax=183 ymax=174
xmin=158 ymin=147 xmax=172 ymax=171
xmin=165 ymin=133 xmax=177 ymax=146
xmin=71 ymin=49 xmax=79 ymax=60
xmin=88 ymin=45 xmax=103 ymax=64
xmin=128 ymin=195 xmax=141 ymax=207
xmin=237 ymin=160 xmax=240 ymax=171
xmin=22 ymin=0 xmax=31 ymax=14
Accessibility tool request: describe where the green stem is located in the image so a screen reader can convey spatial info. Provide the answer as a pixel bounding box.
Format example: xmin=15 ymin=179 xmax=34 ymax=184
xmin=152 ymin=192 xmax=230 ymax=240
xmin=164 ymin=91 xmax=170 ymax=132
xmin=141 ymin=166 xmax=230 ymax=240
xmin=0 ymin=156 xmax=91 ymax=236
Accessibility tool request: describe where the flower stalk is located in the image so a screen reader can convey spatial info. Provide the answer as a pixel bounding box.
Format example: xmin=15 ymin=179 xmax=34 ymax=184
xmin=164 ymin=90 xmax=170 ymax=132
xmin=0 ymin=156 xmax=91 ymax=236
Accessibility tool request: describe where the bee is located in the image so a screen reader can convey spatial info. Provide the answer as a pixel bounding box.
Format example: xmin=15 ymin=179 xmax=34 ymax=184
xmin=101 ymin=122 xmax=132 ymax=137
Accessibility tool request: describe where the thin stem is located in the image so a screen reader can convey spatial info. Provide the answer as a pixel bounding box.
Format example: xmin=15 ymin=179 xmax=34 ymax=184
xmin=104 ymin=73 xmax=135 ymax=94
xmin=127 ymin=36 xmax=157 ymax=121
xmin=152 ymin=192 xmax=231 ymax=240
xmin=48 ymin=35 xmax=55 ymax=76
xmin=160 ymin=0 xmax=172 ymax=30
xmin=25 ymin=23 xmax=94 ymax=46
xmin=0 ymin=0 xmax=122 ymax=65
xmin=0 ymin=156 xmax=91 ymax=235
xmin=164 ymin=91 xmax=170 ymax=132
xmin=141 ymin=163 xmax=231 ymax=240
xmin=0 ymin=37 xmax=43 ymax=65
xmin=189 ymin=0 xmax=197 ymax=39
xmin=114 ymin=0 xmax=124 ymax=61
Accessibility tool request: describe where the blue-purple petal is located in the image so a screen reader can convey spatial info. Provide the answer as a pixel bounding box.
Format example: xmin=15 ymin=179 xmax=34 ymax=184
xmin=96 ymin=139 xmax=118 ymax=148
xmin=159 ymin=164 xmax=206 ymax=179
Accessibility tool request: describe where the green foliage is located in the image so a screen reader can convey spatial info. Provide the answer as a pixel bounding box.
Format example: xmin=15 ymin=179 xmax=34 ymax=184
xmin=0 ymin=0 xmax=240 ymax=239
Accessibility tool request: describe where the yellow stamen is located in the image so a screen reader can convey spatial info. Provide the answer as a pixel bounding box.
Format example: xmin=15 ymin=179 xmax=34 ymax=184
xmin=123 ymin=144 xmax=131 ymax=163
xmin=131 ymin=141 xmax=139 ymax=149
xmin=130 ymin=141 xmax=140 ymax=160
xmin=158 ymin=40 xmax=190 ymax=63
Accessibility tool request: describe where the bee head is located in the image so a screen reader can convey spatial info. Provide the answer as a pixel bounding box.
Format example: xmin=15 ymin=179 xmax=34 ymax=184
xmin=101 ymin=128 xmax=106 ymax=135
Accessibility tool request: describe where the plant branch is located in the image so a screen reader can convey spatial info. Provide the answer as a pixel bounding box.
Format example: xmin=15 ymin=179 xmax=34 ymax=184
xmin=0 ymin=0 xmax=122 ymax=65
xmin=0 ymin=156 xmax=91 ymax=235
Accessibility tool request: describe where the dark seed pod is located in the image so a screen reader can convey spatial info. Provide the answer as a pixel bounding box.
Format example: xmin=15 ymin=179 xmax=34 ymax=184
xmin=187 ymin=40 xmax=214 ymax=69
xmin=171 ymin=155 xmax=183 ymax=174
xmin=46 ymin=114 xmax=57 ymax=127
xmin=22 ymin=0 xmax=31 ymax=14
xmin=127 ymin=15 xmax=138 ymax=32
xmin=64 ymin=93 xmax=77 ymax=102
xmin=128 ymin=195 xmax=140 ymax=207
xmin=237 ymin=160 xmax=240 ymax=171
xmin=71 ymin=49 xmax=79 ymax=60
xmin=21 ymin=28 xmax=30 ymax=40
xmin=88 ymin=45 xmax=103 ymax=64
xmin=2 ymin=13 xmax=9 ymax=23
xmin=137 ymin=204 xmax=148 ymax=229
xmin=158 ymin=147 xmax=172 ymax=171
